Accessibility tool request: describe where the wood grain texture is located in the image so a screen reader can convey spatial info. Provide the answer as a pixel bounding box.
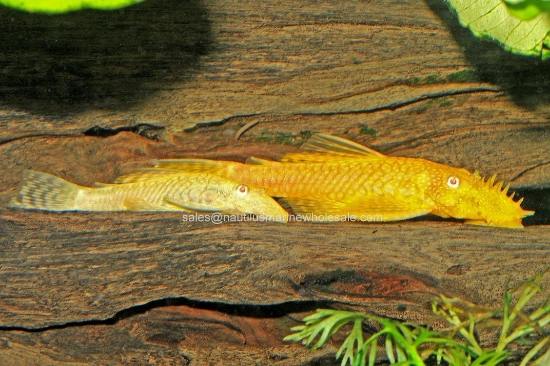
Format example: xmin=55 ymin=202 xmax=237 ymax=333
xmin=0 ymin=0 xmax=549 ymax=192
xmin=0 ymin=304 xmax=335 ymax=365
xmin=1 ymin=0 xmax=550 ymax=364
xmin=1 ymin=210 xmax=548 ymax=329
xmin=1 ymin=209 xmax=548 ymax=364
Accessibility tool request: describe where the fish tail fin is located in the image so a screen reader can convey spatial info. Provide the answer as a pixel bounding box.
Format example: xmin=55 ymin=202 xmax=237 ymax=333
xmin=154 ymin=159 xmax=234 ymax=175
xmin=9 ymin=170 xmax=82 ymax=211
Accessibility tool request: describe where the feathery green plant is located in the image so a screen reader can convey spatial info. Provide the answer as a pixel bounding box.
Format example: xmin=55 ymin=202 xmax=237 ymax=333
xmin=285 ymin=269 xmax=550 ymax=366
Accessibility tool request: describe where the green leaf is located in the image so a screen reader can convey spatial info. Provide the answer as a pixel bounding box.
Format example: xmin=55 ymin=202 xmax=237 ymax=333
xmin=521 ymin=337 xmax=550 ymax=366
xmin=283 ymin=309 xmax=365 ymax=351
xmin=0 ymin=0 xmax=144 ymax=13
xmin=503 ymin=0 xmax=550 ymax=20
xmin=534 ymin=346 xmax=550 ymax=365
xmin=335 ymin=318 xmax=364 ymax=366
xmin=444 ymin=0 xmax=550 ymax=59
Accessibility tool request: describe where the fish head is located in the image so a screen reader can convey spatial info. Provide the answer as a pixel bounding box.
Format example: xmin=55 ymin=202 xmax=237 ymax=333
xmin=223 ymin=182 xmax=289 ymax=222
xmin=175 ymin=175 xmax=287 ymax=222
xmin=426 ymin=165 xmax=534 ymax=229
xmin=211 ymin=180 xmax=288 ymax=222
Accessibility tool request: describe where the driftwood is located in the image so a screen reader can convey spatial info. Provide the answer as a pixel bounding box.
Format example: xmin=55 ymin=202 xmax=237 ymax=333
xmin=1 ymin=211 xmax=549 ymax=364
xmin=0 ymin=0 xmax=549 ymax=364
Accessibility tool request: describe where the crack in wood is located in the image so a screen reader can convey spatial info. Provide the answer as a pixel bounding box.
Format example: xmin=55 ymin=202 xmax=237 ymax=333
xmin=0 ymin=297 xmax=326 ymax=332
xmin=192 ymin=86 xmax=500 ymax=130
xmin=0 ymin=134 xmax=79 ymax=146
xmin=511 ymin=160 xmax=550 ymax=182
xmin=0 ymin=123 xmax=165 ymax=146
xmin=298 ymin=86 xmax=501 ymax=115
xmin=83 ymin=123 xmax=165 ymax=140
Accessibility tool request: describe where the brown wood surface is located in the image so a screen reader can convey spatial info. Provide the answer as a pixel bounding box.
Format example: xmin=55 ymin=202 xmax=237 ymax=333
xmin=1 ymin=211 xmax=549 ymax=364
xmin=1 ymin=0 xmax=549 ymax=364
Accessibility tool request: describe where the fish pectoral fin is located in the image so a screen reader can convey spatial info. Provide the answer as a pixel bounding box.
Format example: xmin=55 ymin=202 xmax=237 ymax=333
xmin=336 ymin=193 xmax=433 ymax=221
xmin=282 ymin=133 xmax=385 ymax=162
xmin=163 ymin=197 xmax=225 ymax=213
xmin=366 ymin=208 xmax=432 ymax=221
xmin=113 ymin=168 xmax=187 ymax=184
xmin=282 ymin=197 xmax=346 ymax=221
xmin=284 ymin=194 xmax=433 ymax=222
xmin=123 ymin=198 xmax=174 ymax=211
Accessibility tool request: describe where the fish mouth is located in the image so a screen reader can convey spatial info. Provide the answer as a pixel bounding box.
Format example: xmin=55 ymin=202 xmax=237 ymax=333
xmin=249 ymin=207 xmax=289 ymax=222
xmin=244 ymin=199 xmax=289 ymax=223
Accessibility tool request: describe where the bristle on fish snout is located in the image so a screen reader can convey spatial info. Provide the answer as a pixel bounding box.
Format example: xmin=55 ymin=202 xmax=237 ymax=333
xmin=474 ymin=171 xmax=523 ymax=206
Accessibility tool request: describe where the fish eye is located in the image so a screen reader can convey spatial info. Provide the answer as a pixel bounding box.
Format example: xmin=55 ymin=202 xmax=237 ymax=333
xmin=235 ymin=184 xmax=249 ymax=197
xmin=447 ymin=176 xmax=460 ymax=189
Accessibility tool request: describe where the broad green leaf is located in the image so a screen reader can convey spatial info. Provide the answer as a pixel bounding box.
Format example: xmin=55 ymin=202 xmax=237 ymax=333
xmin=0 ymin=0 xmax=144 ymax=13
xmin=445 ymin=0 xmax=550 ymax=59
xmin=503 ymin=0 xmax=550 ymax=20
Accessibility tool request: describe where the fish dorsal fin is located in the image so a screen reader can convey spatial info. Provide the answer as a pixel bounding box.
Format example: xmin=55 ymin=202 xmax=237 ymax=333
xmin=113 ymin=168 xmax=186 ymax=184
xmin=281 ymin=134 xmax=384 ymax=163
xmin=245 ymin=157 xmax=276 ymax=165
xmin=155 ymin=159 xmax=228 ymax=174
xmin=280 ymin=152 xmax=353 ymax=163
xmin=301 ymin=133 xmax=385 ymax=157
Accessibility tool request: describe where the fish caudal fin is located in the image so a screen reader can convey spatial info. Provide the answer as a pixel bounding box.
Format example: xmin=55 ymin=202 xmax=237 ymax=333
xmin=9 ymin=170 xmax=81 ymax=211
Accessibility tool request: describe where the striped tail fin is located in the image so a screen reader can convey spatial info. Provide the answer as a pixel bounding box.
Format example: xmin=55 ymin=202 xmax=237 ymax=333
xmin=9 ymin=170 xmax=81 ymax=211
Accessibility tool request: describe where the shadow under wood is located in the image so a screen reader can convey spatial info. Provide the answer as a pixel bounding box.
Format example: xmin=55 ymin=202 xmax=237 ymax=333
xmin=0 ymin=0 xmax=212 ymax=114
xmin=518 ymin=188 xmax=550 ymax=226
xmin=0 ymin=297 xmax=330 ymax=332
xmin=425 ymin=0 xmax=550 ymax=110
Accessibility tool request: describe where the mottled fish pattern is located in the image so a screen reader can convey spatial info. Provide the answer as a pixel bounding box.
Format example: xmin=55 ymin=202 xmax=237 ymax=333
xmin=155 ymin=134 xmax=534 ymax=228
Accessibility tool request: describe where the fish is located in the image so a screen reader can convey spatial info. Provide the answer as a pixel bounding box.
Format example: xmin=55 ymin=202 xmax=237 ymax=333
xmin=9 ymin=169 xmax=289 ymax=222
xmin=153 ymin=133 xmax=535 ymax=228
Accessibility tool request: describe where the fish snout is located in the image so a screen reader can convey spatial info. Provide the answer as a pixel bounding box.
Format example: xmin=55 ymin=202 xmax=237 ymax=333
xmin=247 ymin=196 xmax=289 ymax=223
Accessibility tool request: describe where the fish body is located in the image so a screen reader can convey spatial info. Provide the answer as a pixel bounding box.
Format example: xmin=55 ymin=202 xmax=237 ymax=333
xmin=156 ymin=134 xmax=534 ymax=228
xmin=9 ymin=169 xmax=288 ymax=221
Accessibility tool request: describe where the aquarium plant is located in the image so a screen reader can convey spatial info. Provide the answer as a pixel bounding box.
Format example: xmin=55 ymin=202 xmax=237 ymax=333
xmin=285 ymin=269 xmax=550 ymax=365
xmin=445 ymin=0 xmax=550 ymax=58
xmin=0 ymin=0 xmax=144 ymax=13
xmin=503 ymin=0 xmax=550 ymax=20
